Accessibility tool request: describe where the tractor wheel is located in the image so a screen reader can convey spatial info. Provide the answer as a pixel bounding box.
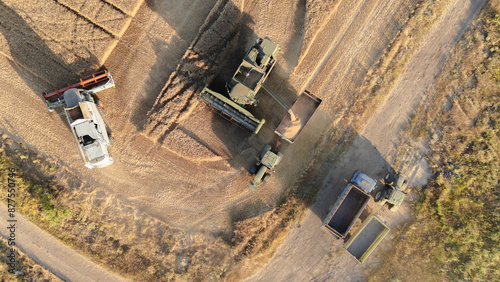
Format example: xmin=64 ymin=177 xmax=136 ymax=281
xmin=262 ymin=173 xmax=271 ymax=185
xmin=384 ymin=173 xmax=393 ymax=184
xmin=260 ymin=145 xmax=272 ymax=159
xmin=375 ymin=191 xmax=383 ymax=202
xmin=249 ymin=164 xmax=258 ymax=175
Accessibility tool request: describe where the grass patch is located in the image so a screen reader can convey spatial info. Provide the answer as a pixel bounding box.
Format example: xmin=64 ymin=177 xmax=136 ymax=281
xmin=0 ymin=145 xmax=70 ymax=226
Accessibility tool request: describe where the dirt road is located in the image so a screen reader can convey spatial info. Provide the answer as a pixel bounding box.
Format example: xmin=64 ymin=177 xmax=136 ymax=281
xmin=247 ymin=0 xmax=485 ymax=280
xmin=0 ymin=203 xmax=126 ymax=282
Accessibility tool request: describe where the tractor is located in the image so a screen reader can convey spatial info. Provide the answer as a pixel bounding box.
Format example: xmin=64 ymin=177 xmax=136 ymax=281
xmin=248 ymin=145 xmax=283 ymax=190
xmin=374 ymin=171 xmax=408 ymax=211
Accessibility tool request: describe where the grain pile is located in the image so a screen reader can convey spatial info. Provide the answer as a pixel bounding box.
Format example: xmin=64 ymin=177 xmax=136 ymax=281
xmin=279 ymin=115 xmax=303 ymax=140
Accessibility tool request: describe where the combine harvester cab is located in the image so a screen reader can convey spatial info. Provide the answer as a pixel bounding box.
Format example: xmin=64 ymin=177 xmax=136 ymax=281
xmin=228 ymin=37 xmax=280 ymax=106
xmin=42 ymin=70 xmax=115 ymax=169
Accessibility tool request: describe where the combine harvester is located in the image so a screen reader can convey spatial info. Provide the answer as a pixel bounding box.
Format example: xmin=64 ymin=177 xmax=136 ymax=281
xmin=43 ymin=70 xmax=115 ymax=169
xmin=199 ymin=37 xmax=321 ymax=142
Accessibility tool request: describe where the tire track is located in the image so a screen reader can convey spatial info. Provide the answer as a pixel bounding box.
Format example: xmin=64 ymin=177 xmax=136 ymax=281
xmin=295 ymin=0 xmax=343 ymax=69
xmin=53 ymin=0 xmax=119 ymax=38
xmin=101 ymin=0 xmax=133 ymax=17
xmin=0 ymin=50 xmax=55 ymax=86
xmin=314 ymin=0 xmax=409 ymax=96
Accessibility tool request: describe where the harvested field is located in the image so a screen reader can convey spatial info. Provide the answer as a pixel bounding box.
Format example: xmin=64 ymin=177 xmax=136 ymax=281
xmin=145 ymin=0 xmax=245 ymax=142
xmin=0 ymin=0 xmax=484 ymax=280
xmin=0 ymin=0 xmax=141 ymax=87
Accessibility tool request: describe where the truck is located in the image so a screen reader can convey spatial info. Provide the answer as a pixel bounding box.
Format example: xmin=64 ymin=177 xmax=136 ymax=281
xmin=343 ymin=214 xmax=390 ymax=263
xmin=42 ymin=70 xmax=115 ymax=169
xmin=321 ymin=171 xmax=376 ymax=238
xmin=247 ymin=145 xmax=283 ymax=190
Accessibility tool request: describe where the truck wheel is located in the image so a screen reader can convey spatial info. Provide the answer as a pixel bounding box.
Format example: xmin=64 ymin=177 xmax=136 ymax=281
xmin=262 ymin=173 xmax=271 ymax=185
xmin=260 ymin=145 xmax=272 ymax=159
xmin=375 ymin=191 xmax=383 ymax=202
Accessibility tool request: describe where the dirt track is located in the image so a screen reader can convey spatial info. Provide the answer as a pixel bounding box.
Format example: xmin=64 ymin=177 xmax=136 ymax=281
xmin=0 ymin=202 xmax=126 ymax=282
xmin=0 ymin=0 xmax=486 ymax=280
xmin=247 ymin=0 xmax=485 ymax=280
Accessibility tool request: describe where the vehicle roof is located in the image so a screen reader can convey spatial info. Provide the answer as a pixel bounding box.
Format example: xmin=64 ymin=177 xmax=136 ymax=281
xmin=261 ymin=151 xmax=280 ymax=169
xmin=351 ymin=171 xmax=377 ymax=193
xmin=260 ymin=38 xmax=278 ymax=55
xmin=230 ymin=83 xmax=252 ymax=104
xmin=394 ymin=172 xmax=407 ymax=190
xmin=388 ymin=190 xmax=405 ymax=205
xmin=74 ymin=120 xmax=108 ymax=162
xmin=84 ymin=142 xmax=106 ymax=162
xmin=74 ymin=120 xmax=100 ymax=140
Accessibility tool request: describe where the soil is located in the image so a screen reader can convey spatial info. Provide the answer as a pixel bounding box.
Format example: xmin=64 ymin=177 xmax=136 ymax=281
xmin=0 ymin=0 xmax=486 ymax=280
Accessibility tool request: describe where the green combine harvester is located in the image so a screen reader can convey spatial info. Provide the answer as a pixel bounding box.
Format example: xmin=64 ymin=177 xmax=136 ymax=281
xmin=199 ymin=37 xmax=280 ymax=134
xmin=199 ymin=37 xmax=321 ymax=141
